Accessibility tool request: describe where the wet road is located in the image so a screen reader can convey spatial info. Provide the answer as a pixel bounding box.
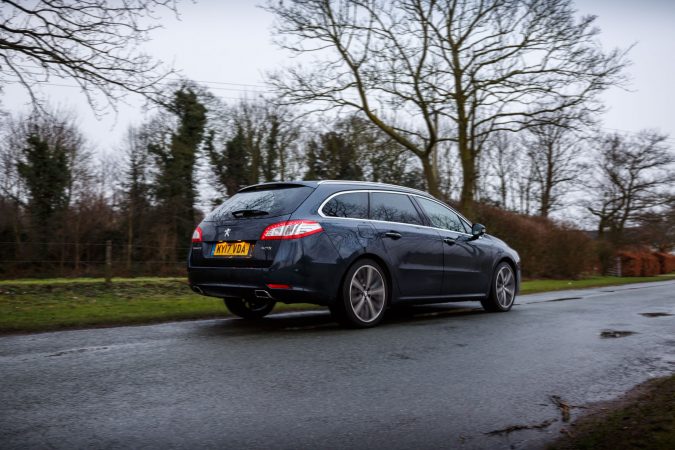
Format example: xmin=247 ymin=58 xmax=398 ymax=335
xmin=1 ymin=281 xmax=674 ymax=449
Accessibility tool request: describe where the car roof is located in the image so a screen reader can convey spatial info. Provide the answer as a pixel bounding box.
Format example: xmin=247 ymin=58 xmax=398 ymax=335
xmin=239 ymin=180 xmax=435 ymax=199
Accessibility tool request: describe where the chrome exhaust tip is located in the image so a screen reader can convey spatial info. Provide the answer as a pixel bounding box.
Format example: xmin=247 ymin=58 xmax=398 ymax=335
xmin=191 ymin=285 xmax=204 ymax=295
xmin=254 ymin=290 xmax=273 ymax=299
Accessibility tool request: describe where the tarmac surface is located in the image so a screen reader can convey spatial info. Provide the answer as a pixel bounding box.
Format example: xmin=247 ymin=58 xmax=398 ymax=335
xmin=1 ymin=280 xmax=674 ymax=449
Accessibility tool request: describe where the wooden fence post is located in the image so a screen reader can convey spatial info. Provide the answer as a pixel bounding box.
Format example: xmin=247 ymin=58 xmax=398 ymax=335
xmin=105 ymin=240 xmax=112 ymax=284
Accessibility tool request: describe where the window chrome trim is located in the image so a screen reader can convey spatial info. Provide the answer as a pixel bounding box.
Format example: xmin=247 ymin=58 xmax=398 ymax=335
xmin=317 ymin=189 xmax=473 ymax=237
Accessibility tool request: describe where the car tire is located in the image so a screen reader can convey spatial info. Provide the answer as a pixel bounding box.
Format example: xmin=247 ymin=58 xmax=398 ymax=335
xmin=481 ymin=261 xmax=516 ymax=312
xmin=224 ymin=298 xmax=276 ymax=319
xmin=332 ymin=259 xmax=389 ymax=328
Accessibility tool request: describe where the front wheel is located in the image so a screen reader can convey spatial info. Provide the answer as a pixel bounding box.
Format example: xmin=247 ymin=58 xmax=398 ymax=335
xmin=481 ymin=262 xmax=516 ymax=312
xmin=332 ymin=259 xmax=389 ymax=328
xmin=224 ymin=298 xmax=275 ymax=319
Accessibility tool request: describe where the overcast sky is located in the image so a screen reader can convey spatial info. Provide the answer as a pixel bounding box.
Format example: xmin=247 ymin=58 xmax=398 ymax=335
xmin=2 ymin=0 xmax=675 ymax=155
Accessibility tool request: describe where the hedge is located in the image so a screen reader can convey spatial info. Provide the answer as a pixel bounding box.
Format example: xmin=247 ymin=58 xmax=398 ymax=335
xmin=472 ymin=204 xmax=595 ymax=279
xmin=618 ymin=251 xmax=675 ymax=277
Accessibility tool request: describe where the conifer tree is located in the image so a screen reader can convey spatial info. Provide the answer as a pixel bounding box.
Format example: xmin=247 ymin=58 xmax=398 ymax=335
xmin=149 ymin=88 xmax=207 ymax=255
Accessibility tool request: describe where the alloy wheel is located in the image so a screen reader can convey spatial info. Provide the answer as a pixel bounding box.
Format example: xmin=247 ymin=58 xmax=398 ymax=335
xmin=349 ymin=265 xmax=386 ymax=323
xmin=495 ymin=265 xmax=515 ymax=308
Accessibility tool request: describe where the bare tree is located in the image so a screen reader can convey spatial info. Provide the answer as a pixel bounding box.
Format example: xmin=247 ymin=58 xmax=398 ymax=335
xmin=0 ymin=0 xmax=178 ymax=112
xmin=265 ymin=0 xmax=628 ymax=210
xmin=585 ymin=131 xmax=675 ymax=243
xmin=336 ymin=115 xmax=418 ymax=186
xmin=634 ymin=200 xmax=675 ymax=252
xmin=207 ymin=99 xmax=303 ymax=196
xmin=524 ymin=123 xmax=581 ymax=217
xmin=484 ymin=131 xmax=514 ymax=208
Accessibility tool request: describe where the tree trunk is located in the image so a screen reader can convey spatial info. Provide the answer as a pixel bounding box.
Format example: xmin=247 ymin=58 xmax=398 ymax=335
xmin=126 ymin=203 xmax=133 ymax=273
xmin=458 ymin=143 xmax=476 ymax=213
xmin=279 ymin=144 xmax=286 ymax=181
xmin=540 ymin=184 xmax=552 ymax=217
xmin=420 ymin=154 xmax=441 ymax=199
xmin=539 ymin=147 xmax=554 ymax=217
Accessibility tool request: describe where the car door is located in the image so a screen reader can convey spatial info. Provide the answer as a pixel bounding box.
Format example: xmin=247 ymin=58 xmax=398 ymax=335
xmin=413 ymin=197 xmax=489 ymax=296
xmin=369 ymin=192 xmax=444 ymax=300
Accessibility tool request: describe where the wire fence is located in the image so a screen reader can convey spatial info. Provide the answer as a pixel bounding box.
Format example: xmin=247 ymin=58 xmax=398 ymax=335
xmin=0 ymin=241 xmax=190 ymax=279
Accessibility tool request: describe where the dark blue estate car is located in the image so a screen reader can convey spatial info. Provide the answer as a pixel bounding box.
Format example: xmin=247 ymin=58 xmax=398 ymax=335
xmin=188 ymin=181 xmax=520 ymax=327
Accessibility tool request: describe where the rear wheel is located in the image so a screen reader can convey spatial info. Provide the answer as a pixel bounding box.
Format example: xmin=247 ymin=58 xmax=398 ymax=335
xmin=481 ymin=262 xmax=516 ymax=312
xmin=224 ymin=298 xmax=276 ymax=319
xmin=332 ymin=259 xmax=389 ymax=328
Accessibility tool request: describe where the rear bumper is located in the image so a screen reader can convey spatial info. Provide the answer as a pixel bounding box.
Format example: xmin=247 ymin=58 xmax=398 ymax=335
xmin=188 ymin=277 xmax=326 ymax=305
xmin=188 ymin=234 xmax=344 ymax=306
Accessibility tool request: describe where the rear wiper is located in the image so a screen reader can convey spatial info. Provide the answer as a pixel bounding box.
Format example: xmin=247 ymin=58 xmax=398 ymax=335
xmin=231 ymin=209 xmax=270 ymax=218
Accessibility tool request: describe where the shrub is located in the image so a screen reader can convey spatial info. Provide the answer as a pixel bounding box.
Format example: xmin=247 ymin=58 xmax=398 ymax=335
xmin=472 ymin=203 xmax=594 ymax=279
xmin=654 ymin=252 xmax=675 ymax=274
xmin=641 ymin=253 xmax=660 ymax=276
xmin=617 ymin=252 xmax=643 ymax=277
xmin=616 ymin=250 xmax=672 ymax=277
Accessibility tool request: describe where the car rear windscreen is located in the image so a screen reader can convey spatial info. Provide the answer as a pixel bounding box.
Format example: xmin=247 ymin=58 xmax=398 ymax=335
xmin=204 ymin=186 xmax=314 ymax=221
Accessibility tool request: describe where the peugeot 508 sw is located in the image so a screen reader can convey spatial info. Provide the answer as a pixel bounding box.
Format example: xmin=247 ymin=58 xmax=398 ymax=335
xmin=188 ymin=180 xmax=520 ymax=327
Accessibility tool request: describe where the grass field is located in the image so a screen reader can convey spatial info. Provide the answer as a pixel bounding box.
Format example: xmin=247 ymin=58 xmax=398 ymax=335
xmin=0 ymin=274 xmax=673 ymax=333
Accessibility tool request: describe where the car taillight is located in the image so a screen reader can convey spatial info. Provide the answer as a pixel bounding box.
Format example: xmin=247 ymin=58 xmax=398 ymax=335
xmin=260 ymin=220 xmax=323 ymax=240
xmin=192 ymin=226 xmax=203 ymax=243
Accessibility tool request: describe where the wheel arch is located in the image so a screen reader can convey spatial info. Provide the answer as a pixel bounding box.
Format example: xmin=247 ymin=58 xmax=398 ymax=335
xmin=494 ymin=256 xmax=520 ymax=294
xmin=336 ymin=253 xmax=396 ymax=306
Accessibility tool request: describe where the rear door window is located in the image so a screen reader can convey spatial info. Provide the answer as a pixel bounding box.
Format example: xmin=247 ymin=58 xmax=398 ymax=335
xmin=204 ymin=186 xmax=313 ymax=221
xmin=321 ymin=192 xmax=368 ymax=219
xmin=370 ymin=192 xmax=423 ymax=225
xmin=416 ymin=197 xmax=468 ymax=233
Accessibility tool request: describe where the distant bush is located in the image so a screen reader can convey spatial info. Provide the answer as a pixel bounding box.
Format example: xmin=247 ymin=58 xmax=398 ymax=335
xmin=472 ymin=203 xmax=595 ymax=279
xmin=641 ymin=253 xmax=660 ymax=276
xmin=617 ymin=251 xmax=674 ymax=276
xmin=616 ymin=252 xmax=643 ymax=277
xmin=654 ymin=252 xmax=675 ymax=274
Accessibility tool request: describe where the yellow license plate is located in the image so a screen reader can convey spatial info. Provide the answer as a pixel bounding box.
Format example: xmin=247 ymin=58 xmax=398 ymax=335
xmin=212 ymin=241 xmax=252 ymax=257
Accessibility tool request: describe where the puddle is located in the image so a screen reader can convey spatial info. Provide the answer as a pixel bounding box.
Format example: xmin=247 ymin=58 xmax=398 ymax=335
xmin=544 ymin=297 xmax=582 ymax=303
xmin=389 ymin=352 xmax=414 ymax=361
xmin=45 ymin=346 xmax=109 ymax=357
xmin=639 ymin=312 xmax=673 ymax=318
xmin=485 ymin=419 xmax=555 ymax=436
xmin=600 ymin=330 xmax=637 ymax=339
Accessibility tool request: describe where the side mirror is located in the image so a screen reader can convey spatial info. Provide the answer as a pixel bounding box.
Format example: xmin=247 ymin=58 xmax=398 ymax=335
xmin=470 ymin=223 xmax=486 ymax=240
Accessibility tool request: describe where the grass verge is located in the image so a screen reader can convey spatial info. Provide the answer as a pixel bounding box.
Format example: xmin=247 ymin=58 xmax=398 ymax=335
xmin=520 ymin=274 xmax=675 ymax=294
xmin=0 ymin=279 xmax=313 ymax=333
xmin=0 ymin=274 xmax=673 ymax=333
xmin=549 ymin=374 xmax=675 ymax=450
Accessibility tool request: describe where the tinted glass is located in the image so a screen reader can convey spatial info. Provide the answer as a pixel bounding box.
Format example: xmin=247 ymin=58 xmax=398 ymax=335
xmin=204 ymin=186 xmax=313 ymax=221
xmin=322 ymin=192 xmax=368 ymax=219
xmin=370 ymin=192 xmax=423 ymax=225
xmin=416 ymin=197 xmax=467 ymax=233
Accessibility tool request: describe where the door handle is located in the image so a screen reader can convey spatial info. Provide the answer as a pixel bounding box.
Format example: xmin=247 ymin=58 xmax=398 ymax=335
xmin=443 ymin=237 xmax=456 ymax=245
xmin=384 ymin=231 xmax=402 ymax=240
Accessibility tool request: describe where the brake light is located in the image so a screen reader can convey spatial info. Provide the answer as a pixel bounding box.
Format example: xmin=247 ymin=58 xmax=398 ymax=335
xmin=267 ymin=283 xmax=291 ymax=289
xmin=260 ymin=220 xmax=323 ymax=240
xmin=192 ymin=226 xmax=203 ymax=243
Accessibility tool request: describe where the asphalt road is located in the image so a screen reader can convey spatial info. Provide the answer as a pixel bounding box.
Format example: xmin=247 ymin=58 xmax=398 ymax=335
xmin=1 ymin=281 xmax=674 ymax=449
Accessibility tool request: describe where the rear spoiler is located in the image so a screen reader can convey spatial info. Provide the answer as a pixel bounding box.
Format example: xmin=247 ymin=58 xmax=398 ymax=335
xmin=238 ymin=182 xmax=313 ymax=193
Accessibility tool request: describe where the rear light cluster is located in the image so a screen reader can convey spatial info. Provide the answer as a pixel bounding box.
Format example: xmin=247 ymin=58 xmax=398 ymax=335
xmin=192 ymin=226 xmax=203 ymax=243
xmin=260 ymin=220 xmax=323 ymax=240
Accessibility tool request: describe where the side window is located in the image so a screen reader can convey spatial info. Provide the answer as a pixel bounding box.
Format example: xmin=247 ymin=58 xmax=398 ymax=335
xmin=416 ymin=197 xmax=466 ymax=233
xmin=370 ymin=192 xmax=423 ymax=225
xmin=321 ymin=192 xmax=368 ymax=219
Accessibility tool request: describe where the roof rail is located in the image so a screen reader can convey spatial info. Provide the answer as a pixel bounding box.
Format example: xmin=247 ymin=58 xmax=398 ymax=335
xmin=317 ymin=180 xmax=431 ymax=197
